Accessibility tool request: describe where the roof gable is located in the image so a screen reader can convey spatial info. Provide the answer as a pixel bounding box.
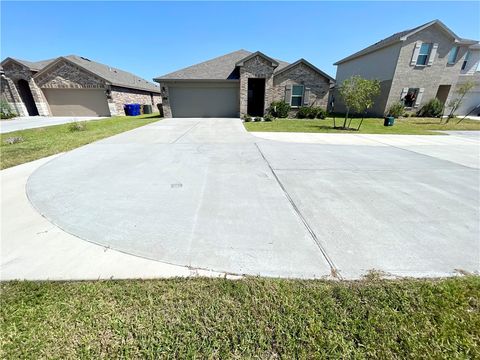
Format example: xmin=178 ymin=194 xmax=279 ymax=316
xmin=235 ymin=51 xmax=279 ymax=67
xmin=334 ymin=19 xmax=479 ymax=65
xmin=274 ymin=58 xmax=334 ymax=82
xmin=31 ymin=55 xmax=160 ymax=93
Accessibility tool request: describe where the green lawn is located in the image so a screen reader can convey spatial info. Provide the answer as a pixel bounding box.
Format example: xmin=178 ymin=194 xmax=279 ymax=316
xmin=245 ymin=117 xmax=480 ymax=135
xmin=1 ymin=277 xmax=479 ymax=358
xmin=0 ymin=114 xmax=160 ymax=169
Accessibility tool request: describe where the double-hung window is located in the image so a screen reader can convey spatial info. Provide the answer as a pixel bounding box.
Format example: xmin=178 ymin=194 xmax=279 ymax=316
xmin=448 ymin=46 xmax=459 ymax=64
xmin=416 ymin=43 xmax=431 ymax=65
xmin=462 ymin=51 xmax=470 ymax=70
xmin=291 ymin=85 xmax=304 ymax=107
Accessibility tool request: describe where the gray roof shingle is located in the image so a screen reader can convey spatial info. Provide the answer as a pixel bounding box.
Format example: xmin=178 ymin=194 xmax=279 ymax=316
xmin=154 ymin=49 xmax=291 ymax=81
xmin=3 ymin=55 xmax=160 ymax=93
xmin=334 ymin=19 xmax=479 ymax=65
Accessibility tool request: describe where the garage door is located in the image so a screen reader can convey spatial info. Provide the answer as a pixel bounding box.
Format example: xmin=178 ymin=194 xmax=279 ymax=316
xmin=43 ymin=89 xmax=110 ymax=116
xmin=168 ymin=82 xmax=239 ymax=117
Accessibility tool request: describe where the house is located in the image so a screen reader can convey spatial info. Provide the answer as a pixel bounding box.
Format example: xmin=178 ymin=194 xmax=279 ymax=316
xmin=0 ymin=55 xmax=161 ymax=117
xmin=154 ymin=50 xmax=334 ymax=118
xmin=332 ymin=20 xmax=480 ymax=116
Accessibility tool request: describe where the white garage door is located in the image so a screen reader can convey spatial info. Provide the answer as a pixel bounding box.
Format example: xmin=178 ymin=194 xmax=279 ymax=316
xmin=168 ymin=82 xmax=239 ymax=118
xmin=43 ymin=89 xmax=110 ymax=116
xmin=456 ymin=90 xmax=480 ymax=116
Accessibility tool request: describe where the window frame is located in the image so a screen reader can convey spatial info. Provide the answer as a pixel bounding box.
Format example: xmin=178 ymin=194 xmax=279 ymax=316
xmin=290 ymin=84 xmax=304 ymax=108
xmin=447 ymin=46 xmax=459 ymax=65
xmin=461 ymin=50 xmax=470 ymax=71
xmin=416 ymin=43 xmax=432 ymax=66
xmin=403 ymin=88 xmax=420 ymax=108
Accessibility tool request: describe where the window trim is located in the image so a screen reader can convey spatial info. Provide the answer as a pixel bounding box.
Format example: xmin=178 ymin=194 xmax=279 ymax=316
xmin=290 ymin=84 xmax=304 ymax=108
xmin=447 ymin=46 xmax=459 ymax=65
xmin=402 ymin=87 xmax=420 ymax=108
xmin=461 ymin=50 xmax=470 ymax=71
xmin=416 ymin=43 xmax=432 ymax=66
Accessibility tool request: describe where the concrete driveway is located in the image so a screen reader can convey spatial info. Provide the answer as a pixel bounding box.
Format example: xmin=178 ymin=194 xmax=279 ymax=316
xmin=0 ymin=116 xmax=107 ymax=134
xmin=24 ymin=118 xmax=480 ymax=279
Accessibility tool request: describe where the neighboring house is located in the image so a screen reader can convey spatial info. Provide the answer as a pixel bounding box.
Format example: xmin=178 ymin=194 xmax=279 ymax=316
xmin=332 ymin=20 xmax=480 ymax=116
xmin=154 ymin=49 xmax=334 ymax=118
xmin=0 ymin=55 xmax=161 ymax=117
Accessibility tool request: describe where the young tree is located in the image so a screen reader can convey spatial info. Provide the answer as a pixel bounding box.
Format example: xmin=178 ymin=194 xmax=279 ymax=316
xmin=446 ymin=80 xmax=475 ymax=122
xmin=338 ymin=76 xmax=380 ymax=129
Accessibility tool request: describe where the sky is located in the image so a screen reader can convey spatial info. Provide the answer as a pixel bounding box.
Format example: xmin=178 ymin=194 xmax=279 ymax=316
xmin=1 ymin=1 xmax=479 ymax=82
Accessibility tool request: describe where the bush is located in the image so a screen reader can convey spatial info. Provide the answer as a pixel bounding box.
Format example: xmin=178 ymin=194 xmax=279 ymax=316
xmin=387 ymin=102 xmax=405 ymax=118
xmin=254 ymin=117 xmax=263 ymax=122
xmin=417 ymin=98 xmax=444 ymax=118
xmin=268 ymin=101 xmax=290 ymax=118
xmin=0 ymin=99 xmax=17 ymax=119
xmin=296 ymin=106 xmax=312 ymax=119
xmin=68 ymin=121 xmax=87 ymax=132
xmin=4 ymin=136 xmax=24 ymax=145
xmin=263 ymin=114 xmax=274 ymax=122
xmin=315 ymin=108 xmax=327 ymax=119
xmin=242 ymin=114 xmax=252 ymax=122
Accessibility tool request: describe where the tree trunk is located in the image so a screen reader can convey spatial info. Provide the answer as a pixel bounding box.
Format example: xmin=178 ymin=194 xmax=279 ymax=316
xmin=357 ymin=116 xmax=364 ymax=131
xmin=343 ymin=109 xmax=349 ymax=128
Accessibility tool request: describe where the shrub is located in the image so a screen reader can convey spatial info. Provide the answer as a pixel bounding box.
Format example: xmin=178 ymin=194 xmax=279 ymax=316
xmin=242 ymin=114 xmax=252 ymax=122
xmin=296 ymin=106 xmax=312 ymax=119
xmin=387 ymin=102 xmax=405 ymax=118
xmin=417 ymin=98 xmax=444 ymax=118
xmin=68 ymin=121 xmax=87 ymax=132
xmin=254 ymin=117 xmax=263 ymax=122
xmin=315 ymin=108 xmax=327 ymax=119
xmin=4 ymin=136 xmax=24 ymax=145
xmin=263 ymin=114 xmax=274 ymax=122
xmin=268 ymin=101 xmax=290 ymax=118
xmin=0 ymin=99 xmax=17 ymax=119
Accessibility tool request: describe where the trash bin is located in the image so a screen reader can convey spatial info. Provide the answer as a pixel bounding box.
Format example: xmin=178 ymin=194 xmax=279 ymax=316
xmin=384 ymin=116 xmax=395 ymax=126
xmin=143 ymin=104 xmax=152 ymax=114
xmin=125 ymin=104 xmax=141 ymax=116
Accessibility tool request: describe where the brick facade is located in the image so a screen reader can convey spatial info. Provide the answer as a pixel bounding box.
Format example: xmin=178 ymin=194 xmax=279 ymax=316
xmin=1 ymin=57 xmax=161 ymax=117
xmin=239 ymin=55 xmax=276 ymax=116
xmin=272 ymin=62 xmax=331 ymax=115
xmin=1 ymin=61 xmax=50 ymax=116
xmin=386 ymin=26 xmax=471 ymax=113
xmin=110 ymin=86 xmax=162 ymax=116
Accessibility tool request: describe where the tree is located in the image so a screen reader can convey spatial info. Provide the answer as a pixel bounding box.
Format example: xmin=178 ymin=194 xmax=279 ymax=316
xmin=338 ymin=76 xmax=380 ymax=130
xmin=446 ymin=80 xmax=475 ymax=123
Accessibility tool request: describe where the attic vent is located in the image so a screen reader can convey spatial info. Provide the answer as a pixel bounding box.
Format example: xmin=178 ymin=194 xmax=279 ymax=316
xmin=80 ymin=57 xmax=91 ymax=62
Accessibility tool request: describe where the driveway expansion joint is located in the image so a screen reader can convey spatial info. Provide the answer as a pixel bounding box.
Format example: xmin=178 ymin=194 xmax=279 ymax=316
xmin=254 ymin=142 xmax=341 ymax=279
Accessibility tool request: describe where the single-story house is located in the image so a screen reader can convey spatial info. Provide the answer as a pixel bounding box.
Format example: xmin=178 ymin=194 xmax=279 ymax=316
xmin=0 ymin=55 xmax=162 ymax=117
xmin=153 ymin=49 xmax=334 ymax=118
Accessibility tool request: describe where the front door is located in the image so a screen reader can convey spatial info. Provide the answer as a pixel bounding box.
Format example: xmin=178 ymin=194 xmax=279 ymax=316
xmin=247 ymin=78 xmax=265 ymax=116
xmin=435 ymin=85 xmax=451 ymax=105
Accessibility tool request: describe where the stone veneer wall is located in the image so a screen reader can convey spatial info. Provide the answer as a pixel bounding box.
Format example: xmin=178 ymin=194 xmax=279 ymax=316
xmin=239 ymin=55 xmax=275 ymax=116
xmin=110 ymin=86 xmax=162 ymax=116
xmin=1 ymin=61 xmax=50 ymax=116
xmin=272 ymin=62 xmax=331 ymax=116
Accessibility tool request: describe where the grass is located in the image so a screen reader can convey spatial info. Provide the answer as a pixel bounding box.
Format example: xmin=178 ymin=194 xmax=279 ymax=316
xmin=1 ymin=276 xmax=479 ymax=358
xmin=0 ymin=114 xmax=160 ymax=169
xmin=244 ymin=116 xmax=480 ymax=135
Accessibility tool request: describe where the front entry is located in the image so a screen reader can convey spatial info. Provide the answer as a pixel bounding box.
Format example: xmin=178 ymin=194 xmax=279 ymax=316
xmin=17 ymin=79 xmax=39 ymax=116
xmin=247 ymin=78 xmax=265 ymax=116
xmin=435 ymin=85 xmax=451 ymax=105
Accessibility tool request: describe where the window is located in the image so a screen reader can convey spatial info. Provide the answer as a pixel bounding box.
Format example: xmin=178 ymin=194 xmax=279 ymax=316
xmin=416 ymin=43 xmax=431 ymax=65
xmin=448 ymin=46 xmax=459 ymax=64
xmin=461 ymin=51 xmax=470 ymax=70
xmin=291 ymin=85 xmax=304 ymax=107
xmin=403 ymin=88 xmax=419 ymax=107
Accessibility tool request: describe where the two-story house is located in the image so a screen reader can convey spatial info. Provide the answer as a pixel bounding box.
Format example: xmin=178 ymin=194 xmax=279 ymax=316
xmin=332 ymin=20 xmax=480 ymax=116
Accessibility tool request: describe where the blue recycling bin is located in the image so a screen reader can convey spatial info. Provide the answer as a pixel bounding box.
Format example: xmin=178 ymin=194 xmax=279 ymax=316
xmin=124 ymin=103 xmax=141 ymax=116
